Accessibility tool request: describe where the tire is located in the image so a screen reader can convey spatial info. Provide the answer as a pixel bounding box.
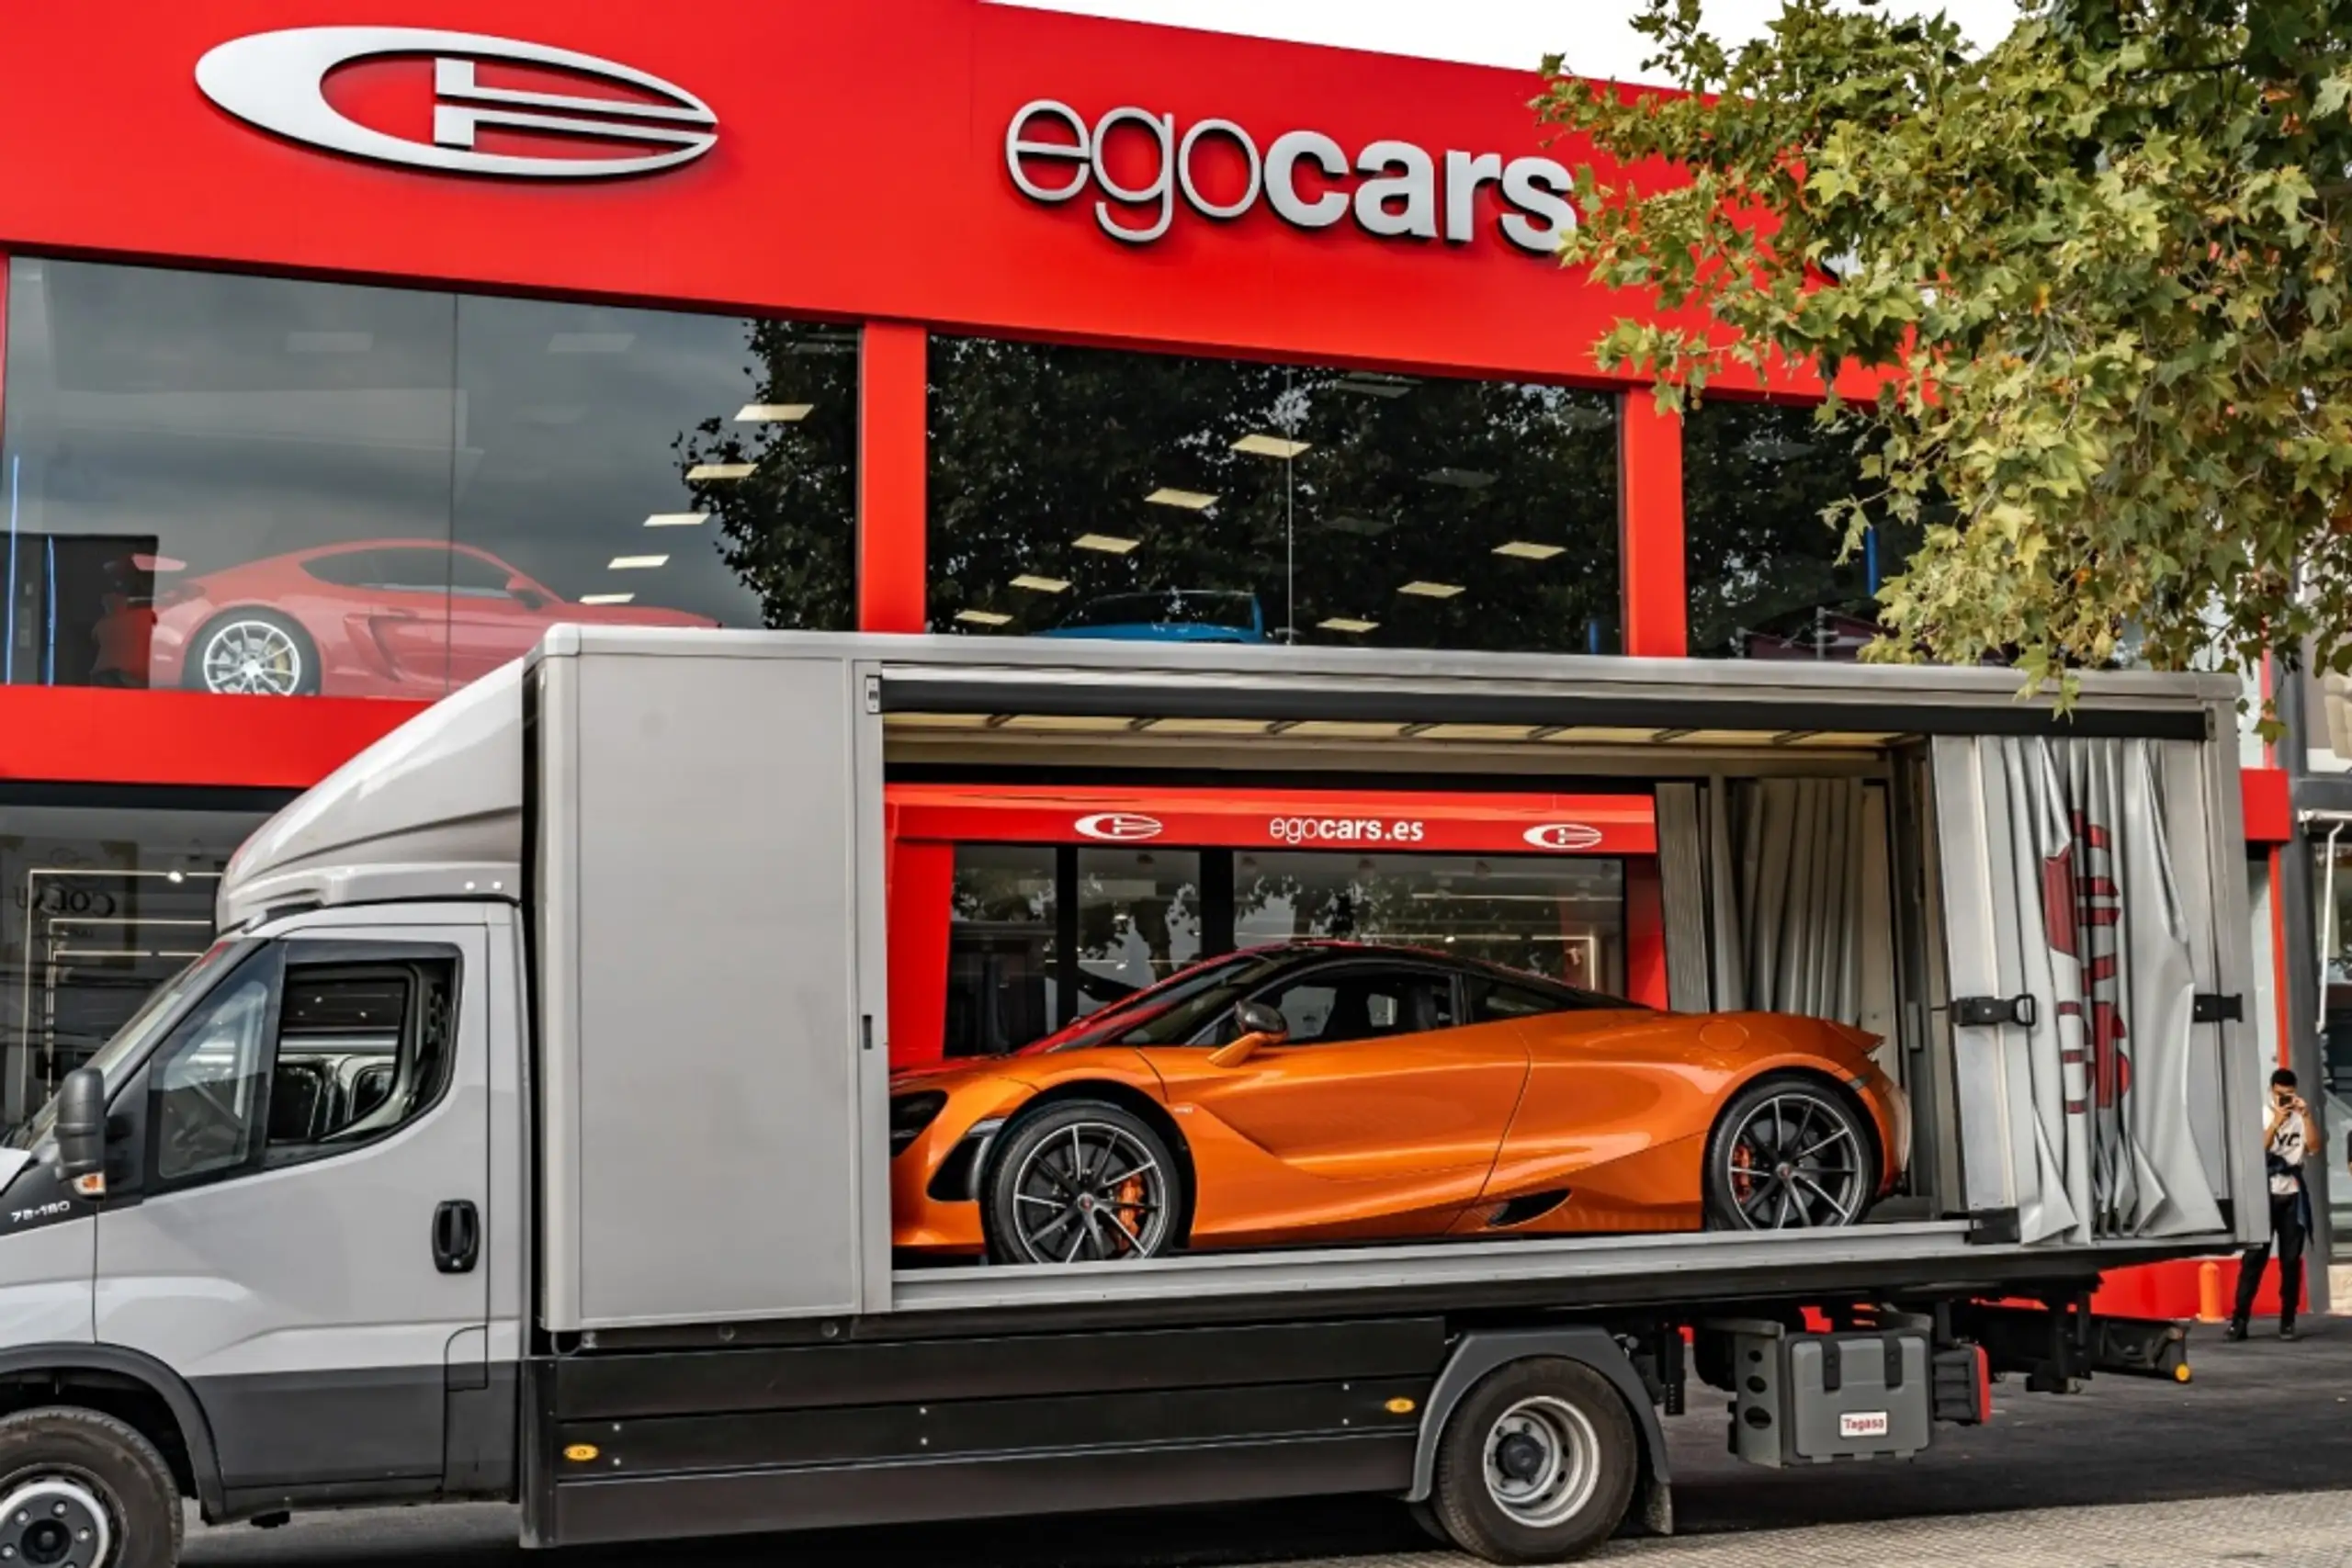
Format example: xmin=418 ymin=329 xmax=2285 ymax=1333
xmin=1703 ymin=1072 xmax=1879 ymax=1232
xmin=0 ymin=1405 xmax=183 ymax=1568
xmin=1430 ymin=1359 xmax=1638 ymax=1563
xmin=982 ymin=1100 xmax=1184 ymax=1265
xmin=184 ymin=609 xmax=319 ymax=697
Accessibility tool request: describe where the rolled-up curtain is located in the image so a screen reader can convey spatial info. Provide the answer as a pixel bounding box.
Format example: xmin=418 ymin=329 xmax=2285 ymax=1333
xmin=1714 ymin=778 xmax=1868 ymax=1023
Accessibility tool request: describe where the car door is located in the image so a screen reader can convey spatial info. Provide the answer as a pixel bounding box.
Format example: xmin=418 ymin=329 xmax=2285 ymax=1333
xmin=92 ymin=922 xmax=490 ymax=1501
xmin=321 ymin=546 xmax=457 ymax=694
xmin=443 ymin=548 xmax=553 ymax=688
xmin=1140 ymin=960 xmax=1530 ymax=1241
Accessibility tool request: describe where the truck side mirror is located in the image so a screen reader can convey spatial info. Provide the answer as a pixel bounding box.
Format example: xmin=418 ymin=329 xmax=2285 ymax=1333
xmin=52 ymin=1066 xmax=107 ymax=1194
xmin=1208 ymin=1001 xmax=1288 ymax=1068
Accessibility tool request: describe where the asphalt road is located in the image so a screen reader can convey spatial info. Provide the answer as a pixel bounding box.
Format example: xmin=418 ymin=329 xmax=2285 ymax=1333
xmin=182 ymin=1316 xmax=2352 ymax=1567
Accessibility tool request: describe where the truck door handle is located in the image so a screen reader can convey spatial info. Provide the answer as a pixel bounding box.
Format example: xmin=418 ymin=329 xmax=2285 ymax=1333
xmin=432 ymin=1200 xmax=480 ymax=1274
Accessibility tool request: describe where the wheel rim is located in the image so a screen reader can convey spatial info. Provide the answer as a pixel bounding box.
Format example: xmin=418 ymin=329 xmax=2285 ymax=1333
xmin=1008 ymin=1122 xmax=1170 ymax=1263
xmin=200 ymin=620 xmax=303 ymax=696
xmin=0 ymin=1477 xmax=112 ymax=1568
xmin=1726 ymin=1091 xmax=1866 ymax=1229
xmin=1481 ymin=1396 xmax=1601 ymax=1529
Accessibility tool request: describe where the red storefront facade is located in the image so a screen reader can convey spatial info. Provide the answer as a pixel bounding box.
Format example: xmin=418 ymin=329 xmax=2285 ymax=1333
xmin=0 ymin=1 xmax=2296 ymax=1306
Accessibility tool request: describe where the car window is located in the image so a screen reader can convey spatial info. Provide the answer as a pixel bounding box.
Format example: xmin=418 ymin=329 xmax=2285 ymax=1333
xmin=1247 ymin=967 xmax=1457 ymax=1046
xmin=447 ymin=551 xmax=518 ymax=597
xmin=363 ymin=547 xmax=456 ymax=594
xmin=1469 ymin=977 xmax=1573 ymax=1021
xmin=298 ymin=549 xmax=383 ymax=589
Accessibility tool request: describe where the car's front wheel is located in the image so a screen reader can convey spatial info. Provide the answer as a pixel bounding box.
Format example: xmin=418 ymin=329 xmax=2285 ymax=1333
xmin=1703 ymin=1072 xmax=1878 ymax=1231
xmin=983 ymin=1100 xmax=1182 ymax=1265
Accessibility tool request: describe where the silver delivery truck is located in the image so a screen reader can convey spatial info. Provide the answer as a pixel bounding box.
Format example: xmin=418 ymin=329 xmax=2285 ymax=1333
xmin=0 ymin=629 xmax=2266 ymax=1567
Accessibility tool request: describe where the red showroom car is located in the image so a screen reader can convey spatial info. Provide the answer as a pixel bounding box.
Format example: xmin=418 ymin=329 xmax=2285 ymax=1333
xmin=94 ymin=539 xmax=718 ymax=698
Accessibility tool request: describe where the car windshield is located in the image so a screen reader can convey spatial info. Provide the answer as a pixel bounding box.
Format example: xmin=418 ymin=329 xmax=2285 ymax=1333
xmin=1021 ymin=950 xmax=1298 ymax=1053
xmin=7 ymin=940 xmax=243 ymax=1150
xmin=1062 ymin=592 xmax=1254 ymax=630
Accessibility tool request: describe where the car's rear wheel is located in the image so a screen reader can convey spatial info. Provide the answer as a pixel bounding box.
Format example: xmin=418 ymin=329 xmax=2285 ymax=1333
xmin=983 ymin=1100 xmax=1182 ymax=1265
xmin=186 ymin=609 xmax=318 ymax=696
xmin=1703 ymin=1072 xmax=1877 ymax=1231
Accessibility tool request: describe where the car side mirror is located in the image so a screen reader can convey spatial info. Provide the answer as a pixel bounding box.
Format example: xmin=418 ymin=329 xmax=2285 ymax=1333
xmin=506 ymin=577 xmax=548 ymax=610
xmin=1208 ymin=1001 xmax=1288 ymax=1068
xmin=52 ymin=1066 xmax=107 ymax=1194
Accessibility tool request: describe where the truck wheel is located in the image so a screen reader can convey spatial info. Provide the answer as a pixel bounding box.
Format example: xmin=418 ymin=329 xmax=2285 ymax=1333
xmin=0 ymin=1405 xmax=183 ymax=1568
xmin=983 ymin=1100 xmax=1183 ymax=1265
xmin=1430 ymin=1359 xmax=1637 ymax=1564
xmin=1407 ymin=1498 xmax=1453 ymax=1545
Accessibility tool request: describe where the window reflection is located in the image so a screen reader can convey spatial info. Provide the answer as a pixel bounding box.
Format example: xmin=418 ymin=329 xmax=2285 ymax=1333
xmin=0 ymin=258 xmax=855 ymax=700
xmin=1682 ymin=401 xmax=1918 ymax=661
xmin=0 ymin=793 xmax=277 ymax=1128
xmin=1076 ymin=848 xmax=1202 ymax=1013
xmin=945 ymin=844 xmax=1058 ymax=1057
xmin=928 ymin=338 xmax=1620 ymax=654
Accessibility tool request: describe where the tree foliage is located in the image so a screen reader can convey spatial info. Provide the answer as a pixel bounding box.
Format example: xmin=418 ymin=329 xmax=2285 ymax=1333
xmin=1536 ymin=0 xmax=2352 ymax=698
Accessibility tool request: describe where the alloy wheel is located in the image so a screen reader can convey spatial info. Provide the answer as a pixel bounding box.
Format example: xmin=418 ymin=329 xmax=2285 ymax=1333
xmin=199 ymin=620 xmax=304 ymax=696
xmin=1724 ymin=1092 xmax=1866 ymax=1229
xmin=1007 ymin=1121 xmax=1171 ymax=1262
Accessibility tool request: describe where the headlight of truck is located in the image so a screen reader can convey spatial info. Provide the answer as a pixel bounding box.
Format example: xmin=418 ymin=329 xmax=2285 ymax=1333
xmin=889 ymin=1091 xmax=947 ymax=1157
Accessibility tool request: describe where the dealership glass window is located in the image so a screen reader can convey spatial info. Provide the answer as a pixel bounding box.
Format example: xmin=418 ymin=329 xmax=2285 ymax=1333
xmin=1683 ymin=400 xmax=1923 ymax=661
xmin=944 ymin=844 xmax=1059 ymax=1057
xmin=2316 ymin=831 xmax=2352 ymax=1236
xmin=1076 ymin=847 xmax=1203 ymax=1014
xmin=928 ymin=337 xmax=1621 ymax=653
xmin=0 ymin=790 xmax=281 ymax=1129
xmin=1232 ymin=851 xmax=1626 ymax=992
xmin=0 ymin=257 xmax=854 ymax=703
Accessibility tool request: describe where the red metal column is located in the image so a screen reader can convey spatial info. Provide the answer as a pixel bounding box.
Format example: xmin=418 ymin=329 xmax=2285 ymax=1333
xmin=1616 ymin=392 xmax=1687 ymax=658
xmin=857 ymin=321 xmax=928 ymax=633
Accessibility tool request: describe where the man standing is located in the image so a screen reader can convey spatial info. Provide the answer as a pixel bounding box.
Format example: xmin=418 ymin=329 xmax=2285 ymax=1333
xmin=2229 ymin=1067 xmax=2317 ymax=1341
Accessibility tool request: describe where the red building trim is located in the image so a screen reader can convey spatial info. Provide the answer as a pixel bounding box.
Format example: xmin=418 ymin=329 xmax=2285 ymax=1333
xmin=2242 ymin=766 xmax=2292 ymax=845
xmin=858 ymin=322 xmax=930 ymax=633
xmin=1617 ymin=392 xmax=1686 ymax=658
xmin=0 ymin=685 xmax=420 ymax=791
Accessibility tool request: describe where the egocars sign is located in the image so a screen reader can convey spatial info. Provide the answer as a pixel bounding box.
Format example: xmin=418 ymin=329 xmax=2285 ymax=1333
xmin=1006 ymin=99 xmax=1577 ymax=252
xmin=196 ymin=28 xmax=718 ymax=179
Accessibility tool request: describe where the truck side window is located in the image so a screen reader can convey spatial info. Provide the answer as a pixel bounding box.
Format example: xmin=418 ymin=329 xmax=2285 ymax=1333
xmin=266 ymin=962 xmax=458 ymax=1166
xmin=145 ymin=955 xmax=458 ymax=1192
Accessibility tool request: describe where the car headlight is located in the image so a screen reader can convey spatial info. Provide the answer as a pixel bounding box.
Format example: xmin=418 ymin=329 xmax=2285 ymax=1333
xmin=889 ymin=1090 xmax=947 ymax=1157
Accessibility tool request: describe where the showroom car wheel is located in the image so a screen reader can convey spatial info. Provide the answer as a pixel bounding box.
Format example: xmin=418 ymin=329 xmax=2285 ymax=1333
xmin=0 ymin=1405 xmax=184 ymax=1568
xmin=984 ymin=1100 xmax=1182 ymax=1265
xmin=1430 ymin=1359 xmax=1636 ymax=1563
xmin=1704 ymin=1073 xmax=1877 ymax=1232
xmin=188 ymin=610 xmax=317 ymax=697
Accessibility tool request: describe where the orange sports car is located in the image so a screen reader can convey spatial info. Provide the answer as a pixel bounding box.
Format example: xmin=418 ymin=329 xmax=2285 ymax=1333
xmin=889 ymin=942 xmax=1909 ymax=1265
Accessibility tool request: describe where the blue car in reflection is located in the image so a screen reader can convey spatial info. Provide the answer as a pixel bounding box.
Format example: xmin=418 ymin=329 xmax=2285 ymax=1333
xmin=1035 ymin=590 xmax=1268 ymax=643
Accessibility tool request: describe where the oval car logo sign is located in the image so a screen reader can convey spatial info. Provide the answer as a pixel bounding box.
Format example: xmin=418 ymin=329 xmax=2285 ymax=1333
xmin=196 ymin=27 xmax=717 ymax=179
xmin=1075 ymin=813 xmax=1164 ymax=843
xmin=1522 ymin=823 xmax=1605 ymax=852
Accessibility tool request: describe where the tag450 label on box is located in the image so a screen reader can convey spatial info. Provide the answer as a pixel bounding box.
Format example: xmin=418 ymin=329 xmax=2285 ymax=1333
xmin=1838 ymin=1412 xmax=1892 ymax=1440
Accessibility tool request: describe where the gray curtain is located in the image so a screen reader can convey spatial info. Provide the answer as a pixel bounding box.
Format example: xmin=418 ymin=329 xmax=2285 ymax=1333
xmin=1992 ymin=738 xmax=2222 ymax=1243
xmin=1710 ymin=779 xmax=1869 ymax=1024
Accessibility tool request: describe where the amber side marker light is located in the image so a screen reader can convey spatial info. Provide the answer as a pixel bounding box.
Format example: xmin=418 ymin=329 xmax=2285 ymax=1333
xmin=2174 ymin=1364 xmax=2192 ymax=1384
xmin=564 ymin=1444 xmax=600 ymax=1462
xmin=1385 ymin=1397 xmax=1417 ymax=1415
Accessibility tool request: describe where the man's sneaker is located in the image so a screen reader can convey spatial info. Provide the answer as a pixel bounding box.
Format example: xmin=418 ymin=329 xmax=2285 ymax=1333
xmin=2225 ymin=1319 xmax=2249 ymax=1341
xmin=2281 ymin=1323 xmax=2300 ymax=1342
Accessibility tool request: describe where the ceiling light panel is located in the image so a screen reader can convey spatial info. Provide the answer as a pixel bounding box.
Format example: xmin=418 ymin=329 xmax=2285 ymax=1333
xmin=1317 ymin=616 xmax=1379 ymax=634
xmin=607 ymin=554 xmax=669 ymax=570
xmin=1146 ymin=488 xmax=1219 ymax=510
xmin=578 ymin=592 xmax=636 ymax=605
xmin=686 ymin=462 xmax=756 ymax=481
xmin=1398 ymin=581 xmax=1465 ymax=599
xmin=1073 ymin=534 xmax=1140 ymax=554
xmin=1011 ymin=574 xmax=1071 ymax=593
xmin=955 ymin=609 xmax=1013 ymax=626
xmin=644 ymin=513 xmax=709 ymax=528
xmin=1425 ymin=467 xmax=1497 ymax=490
xmin=1494 ymin=540 xmax=1566 ymax=560
xmin=735 ymin=403 xmax=812 ymax=423
xmin=1233 ymin=434 xmax=1311 ymax=459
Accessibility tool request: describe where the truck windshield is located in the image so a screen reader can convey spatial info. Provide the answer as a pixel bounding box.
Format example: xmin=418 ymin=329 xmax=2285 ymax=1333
xmin=1021 ymin=950 xmax=1295 ymax=1054
xmin=6 ymin=939 xmax=243 ymax=1151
